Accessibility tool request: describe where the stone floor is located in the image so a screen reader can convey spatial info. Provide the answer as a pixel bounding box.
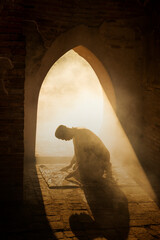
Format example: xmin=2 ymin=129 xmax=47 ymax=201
xmin=2 ymin=163 xmax=160 ymax=240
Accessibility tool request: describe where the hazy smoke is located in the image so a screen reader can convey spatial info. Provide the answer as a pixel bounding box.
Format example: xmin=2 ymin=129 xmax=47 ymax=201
xmin=35 ymin=49 xmax=155 ymax=201
xmin=35 ymin=50 xmax=103 ymax=156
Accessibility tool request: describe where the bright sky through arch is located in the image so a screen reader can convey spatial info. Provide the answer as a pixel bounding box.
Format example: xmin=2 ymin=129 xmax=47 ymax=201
xmin=35 ymin=50 xmax=104 ymax=157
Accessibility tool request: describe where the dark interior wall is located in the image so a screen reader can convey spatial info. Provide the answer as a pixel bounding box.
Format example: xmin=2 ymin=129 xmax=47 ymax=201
xmin=0 ymin=0 xmax=25 ymax=201
xmin=0 ymin=0 xmax=160 ymax=202
xmin=142 ymin=1 xmax=160 ymax=184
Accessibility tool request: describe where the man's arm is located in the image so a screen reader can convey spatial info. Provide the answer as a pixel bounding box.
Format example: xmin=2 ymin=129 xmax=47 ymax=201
xmin=65 ymin=166 xmax=79 ymax=179
xmin=60 ymin=155 xmax=76 ymax=171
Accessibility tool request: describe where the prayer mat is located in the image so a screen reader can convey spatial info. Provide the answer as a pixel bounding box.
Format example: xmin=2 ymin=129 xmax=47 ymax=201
xmin=39 ymin=164 xmax=81 ymax=189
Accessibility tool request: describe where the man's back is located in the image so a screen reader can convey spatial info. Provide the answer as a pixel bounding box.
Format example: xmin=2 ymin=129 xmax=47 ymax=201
xmin=73 ymin=128 xmax=110 ymax=180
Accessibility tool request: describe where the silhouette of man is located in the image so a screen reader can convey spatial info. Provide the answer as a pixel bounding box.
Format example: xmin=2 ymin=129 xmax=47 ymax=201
xmin=55 ymin=125 xmax=111 ymax=182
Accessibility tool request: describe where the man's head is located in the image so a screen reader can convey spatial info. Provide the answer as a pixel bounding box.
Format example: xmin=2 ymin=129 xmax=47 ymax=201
xmin=55 ymin=125 xmax=74 ymax=141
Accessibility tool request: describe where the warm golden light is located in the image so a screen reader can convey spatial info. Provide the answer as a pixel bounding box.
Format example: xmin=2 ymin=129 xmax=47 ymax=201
xmin=36 ymin=48 xmax=156 ymax=201
xmin=35 ymin=50 xmax=103 ymax=157
xmin=101 ymin=93 xmax=156 ymax=201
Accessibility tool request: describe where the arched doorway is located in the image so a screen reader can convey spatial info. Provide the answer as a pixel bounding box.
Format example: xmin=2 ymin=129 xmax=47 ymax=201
xmin=24 ymin=42 xmax=116 ymax=166
xmin=35 ymin=49 xmax=106 ymax=163
xmin=24 ymin=26 xmax=155 ymax=202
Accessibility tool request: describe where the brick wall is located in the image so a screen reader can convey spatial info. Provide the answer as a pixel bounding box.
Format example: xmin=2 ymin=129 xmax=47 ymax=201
xmin=143 ymin=88 xmax=160 ymax=172
xmin=0 ymin=0 xmax=25 ymax=201
xmin=24 ymin=0 xmax=144 ymax=48
xmin=140 ymin=1 xmax=160 ymax=185
xmin=142 ymin=38 xmax=160 ymax=182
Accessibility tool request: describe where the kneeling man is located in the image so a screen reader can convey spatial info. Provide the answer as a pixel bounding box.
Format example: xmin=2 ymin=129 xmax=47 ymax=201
xmin=55 ymin=125 xmax=112 ymax=182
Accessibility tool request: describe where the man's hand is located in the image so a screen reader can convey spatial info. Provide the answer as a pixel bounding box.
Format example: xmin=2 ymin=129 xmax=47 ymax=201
xmin=60 ymin=166 xmax=70 ymax=172
xmin=65 ymin=168 xmax=79 ymax=179
xmin=60 ymin=156 xmax=76 ymax=172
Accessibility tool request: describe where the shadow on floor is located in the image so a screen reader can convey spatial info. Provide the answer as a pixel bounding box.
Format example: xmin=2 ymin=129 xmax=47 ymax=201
xmin=69 ymin=176 xmax=129 ymax=240
xmin=143 ymin=167 xmax=160 ymax=208
xmin=1 ymin=164 xmax=57 ymax=240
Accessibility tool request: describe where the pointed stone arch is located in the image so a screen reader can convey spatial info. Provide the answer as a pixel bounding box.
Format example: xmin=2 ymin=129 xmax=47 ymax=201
xmin=24 ymin=25 xmax=116 ymax=164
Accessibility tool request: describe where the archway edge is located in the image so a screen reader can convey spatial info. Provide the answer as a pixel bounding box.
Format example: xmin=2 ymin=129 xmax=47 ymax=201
xmin=74 ymin=45 xmax=116 ymax=109
xmin=34 ymin=24 xmax=116 ymax=108
xmin=25 ymin=24 xmax=116 ymax=163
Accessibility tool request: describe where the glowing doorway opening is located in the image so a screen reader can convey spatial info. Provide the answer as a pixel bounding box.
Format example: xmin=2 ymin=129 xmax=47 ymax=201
xmin=35 ymin=50 xmax=104 ymax=158
xmin=35 ymin=48 xmax=156 ymax=201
